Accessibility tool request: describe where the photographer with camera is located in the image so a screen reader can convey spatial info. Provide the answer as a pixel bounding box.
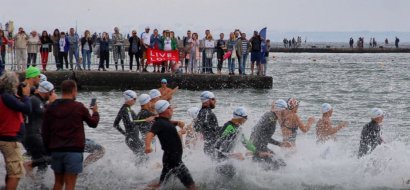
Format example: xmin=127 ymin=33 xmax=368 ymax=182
xmin=0 ymin=71 xmax=32 ymax=190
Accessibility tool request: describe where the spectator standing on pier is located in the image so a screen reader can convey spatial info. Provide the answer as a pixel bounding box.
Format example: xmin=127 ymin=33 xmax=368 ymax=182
xmin=51 ymin=29 xmax=60 ymax=68
xmin=187 ymin=33 xmax=200 ymax=74
xmin=226 ymin=32 xmax=237 ymax=75
xmin=183 ymin=30 xmax=192 ymax=73
xmin=201 ymin=30 xmax=211 ymax=73
xmin=81 ymin=30 xmax=93 ymax=71
xmin=57 ymin=32 xmax=70 ymax=71
xmin=0 ymin=30 xmax=8 ymax=72
xmin=249 ymin=31 xmax=262 ymax=75
xmin=349 ymin=38 xmax=354 ymax=48
xmin=385 ymin=38 xmax=388 ymax=45
xmin=113 ymin=27 xmax=126 ymax=71
xmin=204 ymin=34 xmax=215 ymax=74
xmin=68 ymin=28 xmax=80 ymax=70
xmin=39 ymin=31 xmax=52 ymax=71
xmin=98 ymin=32 xmax=110 ymax=71
xmin=128 ymin=30 xmax=141 ymax=72
xmin=150 ymin=29 xmax=162 ymax=73
xmin=216 ymin=33 xmax=226 ymax=75
xmin=239 ymin=33 xmax=250 ymax=75
xmin=140 ymin=27 xmax=151 ymax=72
xmin=27 ymin=30 xmax=41 ymax=68
xmin=395 ymin=37 xmax=400 ymax=48
xmin=14 ymin=27 xmax=29 ymax=71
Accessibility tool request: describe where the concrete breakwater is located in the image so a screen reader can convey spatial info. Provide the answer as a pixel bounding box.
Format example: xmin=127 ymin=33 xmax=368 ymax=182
xmin=19 ymin=71 xmax=273 ymax=90
xmin=270 ymin=47 xmax=410 ymax=53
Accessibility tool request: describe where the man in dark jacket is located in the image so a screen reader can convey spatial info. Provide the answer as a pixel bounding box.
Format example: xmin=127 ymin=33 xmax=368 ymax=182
xmin=249 ymin=31 xmax=262 ymax=75
xmin=128 ymin=30 xmax=141 ymax=71
xmin=42 ymin=80 xmax=99 ymax=190
xmin=193 ymin=91 xmax=220 ymax=157
xmin=358 ymin=108 xmax=384 ymax=158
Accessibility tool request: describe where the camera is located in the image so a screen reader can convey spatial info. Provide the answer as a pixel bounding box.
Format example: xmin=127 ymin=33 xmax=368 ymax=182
xmin=17 ymin=82 xmax=26 ymax=97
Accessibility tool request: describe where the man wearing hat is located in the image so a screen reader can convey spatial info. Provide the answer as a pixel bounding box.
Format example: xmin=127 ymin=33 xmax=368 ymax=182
xmin=193 ymin=91 xmax=220 ymax=157
xmin=158 ymin=78 xmax=178 ymax=102
xmin=316 ymin=103 xmax=348 ymax=143
xmin=249 ymin=99 xmax=290 ymax=170
xmin=145 ymin=100 xmax=196 ymax=190
xmin=24 ymin=66 xmax=41 ymax=95
xmin=113 ymin=90 xmax=147 ymax=163
xmin=25 ymin=81 xmax=57 ymax=177
xmin=358 ymin=108 xmax=385 ymax=158
xmin=214 ymin=107 xmax=248 ymax=177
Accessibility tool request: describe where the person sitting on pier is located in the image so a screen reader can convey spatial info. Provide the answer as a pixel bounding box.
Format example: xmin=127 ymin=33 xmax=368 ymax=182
xmin=316 ymin=103 xmax=348 ymax=143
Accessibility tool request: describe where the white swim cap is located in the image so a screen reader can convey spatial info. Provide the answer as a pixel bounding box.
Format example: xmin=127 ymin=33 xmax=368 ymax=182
xmin=38 ymin=81 xmax=54 ymax=93
xmin=274 ymin=99 xmax=288 ymax=111
xmin=321 ymin=103 xmax=332 ymax=113
xmin=155 ymin=100 xmax=170 ymax=114
xmin=123 ymin=90 xmax=137 ymax=101
xmin=187 ymin=107 xmax=200 ymax=119
xmin=40 ymin=74 xmax=47 ymax=82
xmin=149 ymin=89 xmax=161 ymax=99
xmin=200 ymin=91 xmax=215 ymax=103
xmin=233 ymin=107 xmax=248 ymax=119
xmin=370 ymin=108 xmax=384 ymax=119
xmin=138 ymin=94 xmax=151 ymax=105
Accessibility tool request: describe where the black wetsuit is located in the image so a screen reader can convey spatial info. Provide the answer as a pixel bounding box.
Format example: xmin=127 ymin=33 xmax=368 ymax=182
xmin=193 ymin=106 xmax=220 ymax=156
xmin=113 ymin=104 xmax=144 ymax=157
xmin=150 ymin=117 xmax=194 ymax=187
xmin=250 ymin=111 xmax=286 ymax=170
xmin=358 ymin=120 xmax=383 ymax=158
xmin=25 ymin=94 xmax=50 ymax=172
xmin=135 ymin=108 xmax=155 ymax=142
xmin=214 ymin=121 xmax=240 ymax=177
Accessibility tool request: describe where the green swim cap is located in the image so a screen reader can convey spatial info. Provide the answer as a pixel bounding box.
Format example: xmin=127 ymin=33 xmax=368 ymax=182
xmin=25 ymin=66 xmax=41 ymax=79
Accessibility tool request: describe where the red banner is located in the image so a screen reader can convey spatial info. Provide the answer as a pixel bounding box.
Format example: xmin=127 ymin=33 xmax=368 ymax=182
xmin=146 ymin=48 xmax=179 ymax=64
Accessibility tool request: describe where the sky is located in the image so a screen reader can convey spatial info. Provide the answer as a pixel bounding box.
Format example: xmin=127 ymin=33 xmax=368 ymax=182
xmin=2 ymin=0 xmax=410 ymax=41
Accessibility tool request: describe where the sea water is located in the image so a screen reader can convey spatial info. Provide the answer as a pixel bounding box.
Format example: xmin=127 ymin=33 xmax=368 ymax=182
xmin=2 ymin=53 xmax=410 ymax=189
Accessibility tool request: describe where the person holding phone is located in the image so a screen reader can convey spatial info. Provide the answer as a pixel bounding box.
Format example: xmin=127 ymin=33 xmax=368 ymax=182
xmin=42 ymin=80 xmax=99 ymax=190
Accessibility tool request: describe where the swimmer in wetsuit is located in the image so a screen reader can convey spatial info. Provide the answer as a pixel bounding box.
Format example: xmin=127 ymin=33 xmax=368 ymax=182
xmin=145 ymin=100 xmax=196 ymax=190
xmin=113 ymin=90 xmax=155 ymax=163
xmin=358 ymin=108 xmax=385 ymax=158
xmin=279 ymin=98 xmax=315 ymax=147
xmin=250 ymin=99 xmax=290 ymax=170
xmin=316 ymin=103 xmax=348 ymax=143
xmin=135 ymin=94 xmax=157 ymax=143
xmin=214 ymin=107 xmax=248 ymax=178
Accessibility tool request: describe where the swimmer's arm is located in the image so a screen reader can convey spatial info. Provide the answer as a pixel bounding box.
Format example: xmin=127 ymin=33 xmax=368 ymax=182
xmin=268 ymin=138 xmax=282 ymax=146
xmin=297 ymin=115 xmax=315 ymax=133
xmin=113 ymin=110 xmax=126 ymax=135
xmin=145 ymin=132 xmax=155 ymax=153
